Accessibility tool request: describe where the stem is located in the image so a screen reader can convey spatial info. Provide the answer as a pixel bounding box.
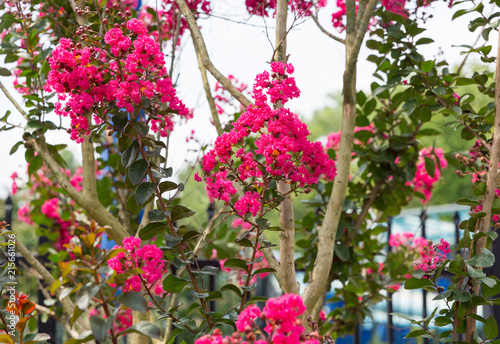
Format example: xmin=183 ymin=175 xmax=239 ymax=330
xmin=302 ymin=0 xmax=377 ymax=315
xmin=353 ymin=180 xmax=384 ymax=231
xmin=465 ymin=29 xmax=500 ymax=342
xmin=23 ymin=134 xmax=130 ymax=244
xmin=174 ymin=0 xmax=252 ymax=108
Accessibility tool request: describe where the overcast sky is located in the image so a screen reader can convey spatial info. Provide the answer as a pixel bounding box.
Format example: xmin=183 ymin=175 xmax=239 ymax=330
xmin=0 ymin=1 xmax=493 ymax=199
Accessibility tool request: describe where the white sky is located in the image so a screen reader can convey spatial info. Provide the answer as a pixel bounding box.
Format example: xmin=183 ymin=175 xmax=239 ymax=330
xmin=0 ymin=1 xmax=493 ymax=199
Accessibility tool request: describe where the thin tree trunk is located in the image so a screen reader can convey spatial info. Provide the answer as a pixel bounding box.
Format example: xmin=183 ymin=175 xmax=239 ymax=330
xmin=274 ymin=0 xmax=299 ymax=295
xmin=302 ymin=0 xmax=377 ymax=315
xmin=464 ymin=28 xmax=500 ymax=343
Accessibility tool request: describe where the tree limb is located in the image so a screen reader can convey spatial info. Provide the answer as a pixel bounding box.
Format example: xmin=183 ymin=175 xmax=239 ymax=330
xmin=192 ymin=38 xmax=224 ymax=136
xmin=353 ymin=180 xmax=384 ymax=231
xmin=0 ymin=80 xmax=28 ymax=119
xmin=174 ymin=0 xmax=252 ymax=108
xmin=302 ymin=0 xmax=377 ymax=314
xmin=82 ymin=124 xmax=98 ymax=200
xmin=464 ymin=28 xmax=500 ymax=343
xmin=310 ymin=14 xmax=345 ymax=44
xmin=23 ymin=133 xmax=129 ymax=244
xmin=16 ymin=240 xmax=90 ymax=335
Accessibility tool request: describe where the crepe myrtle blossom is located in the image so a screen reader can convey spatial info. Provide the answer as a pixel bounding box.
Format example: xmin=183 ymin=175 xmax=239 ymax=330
xmin=44 ymin=19 xmax=191 ymax=143
xmin=196 ymin=294 xmax=321 ymax=344
xmin=197 ymin=62 xmax=336 ymax=217
xmin=108 ymin=237 xmax=168 ymax=292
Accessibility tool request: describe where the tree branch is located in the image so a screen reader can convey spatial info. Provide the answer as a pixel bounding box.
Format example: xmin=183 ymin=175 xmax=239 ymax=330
xmin=174 ymin=0 xmax=252 ymax=109
xmin=353 ymin=180 xmax=384 ymax=231
xmin=302 ymin=0 xmax=377 ymax=314
xmin=310 ymin=14 xmax=345 ymax=44
xmin=0 ymin=80 xmax=28 ymax=119
xmin=82 ymin=123 xmax=98 ymax=200
xmin=16 ymin=240 xmax=90 ymax=335
xmin=23 ymin=133 xmax=129 ymax=244
xmin=465 ymin=28 xmax=500 ymax=343
xmin=192 ymin=39 xmax=224 ymax=136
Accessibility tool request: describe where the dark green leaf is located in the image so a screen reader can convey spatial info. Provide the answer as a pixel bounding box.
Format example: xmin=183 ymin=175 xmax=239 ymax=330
xmin=118 ymin=321 xmax=161 ymax=340
xmin=171 ymin=205 xmax=195 ymax=222
xmin=256 ymin=217 xmax=270 ymax=229
xmin=121 ymin=141 xmax=139 ymax=168
xmin=136 ymin=182 xmax=157 ymax=206
xmin=159 ymin=181 xmax=178 ymax=193
xmin=117 ymin=292 xmax=148 ymax=313
xmin=129 ymin=159 xmax=149 ymax=185
xmin=485 ymin=315 xmax=499 ymax=340
xmin=404 ymin=277 xmax=434 ymax=290
xmin=223 ymin=258 xmax=249 ymax=271
xmin=147 ymin=209 xmax=170 ymax=222
xmin=220 ymin=284 xmax=241 ymax=297
xmin=163 ymin=275 xmax=190 ymax=293
xmin=139 ymin=222 xmax=169 ymax=240
xmin=9 ymin=141 xmax=23 ymax=155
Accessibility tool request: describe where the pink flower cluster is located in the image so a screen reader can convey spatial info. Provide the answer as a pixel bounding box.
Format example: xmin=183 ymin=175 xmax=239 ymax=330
xmin=413 ymin=238 xmax=450 ymax=272
xmin=139 ymin=0 xmax=211 ymax=43
xmin=325 ymin=124 xmax=375 ymax=153
xmin=406 ymin=147 xmax=447 ymax=204
xmin=10 ymin=172 xmax=18 ymax=195
xmin=198 ymin=62 xmax=336 ymax=215
xmin=196 ymin=294 xmax=320 ymax=344
xmin=245 ymin=0 xmax=326 ymax=17
xmin=390 ymin=232 xmax=450 ymax=272
xmin=45 ymin=19 xmax=191 ymax=143
xmin=108 ymin=237 xmax=168 ymax=292
xmin=389 ymin=232 xmax=426 ymax=249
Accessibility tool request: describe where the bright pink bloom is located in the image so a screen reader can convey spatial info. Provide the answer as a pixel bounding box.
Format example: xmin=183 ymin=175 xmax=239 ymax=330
xmin=108 ymin=237 xmax=168 ymax=292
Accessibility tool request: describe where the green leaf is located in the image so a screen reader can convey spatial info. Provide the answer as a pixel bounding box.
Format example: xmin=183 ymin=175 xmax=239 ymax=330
xmin=456 ymin=198 xmax=480 ymax=206
xmin=404 ymin=277 xmax=434 ymax=290
xmin=206 ymin=291 xmax=224 ymax=301
xmin=9 ymin=141 xmax=23 ymax=155
xmin=28 ymin=155 xmax=43 ymax=176
xmin=132 ymin=121 xmax=149 ymax=137
xmin=70 ymin=306 xmax=85 ymax=329
xmin=139 ymin=222 xmax=169 ymax=240
xmin=406 ymin=329 xmax=428 ymax=338
xmin=118 ymin=321 xmax=162 ymax=340
xmin=171 ymin=205 xmax=195 ymax=222
xmin=223 ymin=258 xmax=249 ymax=271
xmin=129 ymin=159 xmax=149 ymax=185
xmin=23 ymin=333 xmax=52 ymax=344
xmin=468 ymin=248 xmax=495 ymax=268
xmin=256 ymin=217 xmax=270 ymax=229
xmin=65 ymin=331 xmax=95 ymax=344
xmin=121 ymin=141 xmax=139 ymax=168
xmin=165 ymin=328 xmax=184 ymax=344
xmin=117 ymin=292 xmax=149 ymax=313
xmin=159 ymin=181 xmax=178 ymax=193
xmin=424 ymin=157 xmax=436 ymax=178
xmin=220 ymin=284 xmax=242 ymax=297
xmin=163 ymin=275 xmax=190 ymax=293
xmin=136 ymin=182 xmax=157 ymax=206
xmin=147 ymin=209 xmax=170 ymax=222
xmin=421 ymin=60 xmax=435 ymax=73
xmin=483 ymin=276 xmax=500 ymax=297
xmin=485 ymin=315 xmax=499 ymax=340
xmin=182 ymin=230 xmax=201 ymax=243
xmin=76 ymin=285 xmax=100 ymax=310
xmin=245 ymin=296 xmax=267 ymax=305
xmin=0 ymin=67 xmax=11 ymax=76
xmin=164 ymin=234 xmax=183 ymax=247
xmin=252 ymin=267 xmax=276 ymax=276
xmin=335 ymin=244 xmax=350 ymax=262
xmin=90 ymin=316 xmax=113 ymax=342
